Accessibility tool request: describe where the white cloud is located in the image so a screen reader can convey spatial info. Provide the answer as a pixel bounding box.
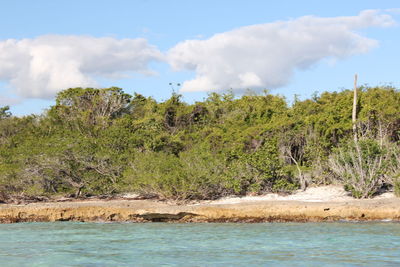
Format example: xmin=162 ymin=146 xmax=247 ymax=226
xmin=0 ymin=35 xmax=163 ymax=98
xmin=168 ymin=10 xmax=395 ymax=92
xmin=385 ymin=8 xmax=400 ymax=15
xmin=0 ymin=95 xmax=21 ymax=106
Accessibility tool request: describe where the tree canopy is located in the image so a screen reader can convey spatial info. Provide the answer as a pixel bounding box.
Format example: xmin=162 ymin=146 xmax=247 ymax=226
xmin=0 ymin=86 xmax=399 ymax=200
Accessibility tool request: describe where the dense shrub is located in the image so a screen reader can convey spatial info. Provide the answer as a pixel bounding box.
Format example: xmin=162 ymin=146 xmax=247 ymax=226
xmin=0 ymin=86 xmax=399 ymax=200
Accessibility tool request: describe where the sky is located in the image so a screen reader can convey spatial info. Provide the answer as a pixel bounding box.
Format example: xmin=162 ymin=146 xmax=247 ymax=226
xmin=0 ymin=0 xmax=399 ymax=116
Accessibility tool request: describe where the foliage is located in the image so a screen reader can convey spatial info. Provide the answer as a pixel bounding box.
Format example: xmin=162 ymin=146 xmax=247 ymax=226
xmin=0 ymin=86 xmax=399 ymax=200
xmin=0 ymin=106 xmax=11 ymax=119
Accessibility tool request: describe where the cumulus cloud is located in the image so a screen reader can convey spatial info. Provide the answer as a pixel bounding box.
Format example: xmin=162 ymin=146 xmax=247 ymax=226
xmin=168 ymin=10 xmax=395 ymax=92
xmin=0 ymin=35 xmax=163 ymax=98
xmin=0 ymin=95 xmax=21 ymax=106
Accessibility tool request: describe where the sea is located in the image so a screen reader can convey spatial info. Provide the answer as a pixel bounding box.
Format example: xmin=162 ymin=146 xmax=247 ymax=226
xmin=0 ymin=222 xmax=399 ymax=266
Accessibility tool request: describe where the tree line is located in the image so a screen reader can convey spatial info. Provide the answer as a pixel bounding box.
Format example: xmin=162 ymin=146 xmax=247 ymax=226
xmin=0 ymin=86 xmax=399 ymax=201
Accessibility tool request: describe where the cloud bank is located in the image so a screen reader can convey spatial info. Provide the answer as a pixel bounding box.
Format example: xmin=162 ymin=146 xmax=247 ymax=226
xmin=0 ymin=10 xmax=396 ymax=100
xmin=168 ymin=10 xmax=395 ymax=92
xmin=0 ymin=35 xmax=163 ymax=98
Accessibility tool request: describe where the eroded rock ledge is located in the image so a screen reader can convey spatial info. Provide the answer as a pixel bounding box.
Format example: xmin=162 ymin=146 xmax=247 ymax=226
xmin=1 ymin=198 xmax=400 ymax=223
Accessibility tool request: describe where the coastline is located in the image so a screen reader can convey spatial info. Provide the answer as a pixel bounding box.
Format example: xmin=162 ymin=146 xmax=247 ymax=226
xmin=1 ymin=186 xmax=400 ymax=223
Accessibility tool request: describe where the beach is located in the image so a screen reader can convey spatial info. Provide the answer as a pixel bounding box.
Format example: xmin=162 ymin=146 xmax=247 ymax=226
xmin=1 ymin=186 xmax=399 ymax=223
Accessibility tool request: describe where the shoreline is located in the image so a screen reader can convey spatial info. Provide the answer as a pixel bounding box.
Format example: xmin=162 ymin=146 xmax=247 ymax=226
xmin=1 ymin=186 xmax=400 ymax=223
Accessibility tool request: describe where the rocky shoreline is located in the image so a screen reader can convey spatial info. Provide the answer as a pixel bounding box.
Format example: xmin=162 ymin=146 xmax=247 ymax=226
xmin=1 ymin=196 xmax=400 ymax=223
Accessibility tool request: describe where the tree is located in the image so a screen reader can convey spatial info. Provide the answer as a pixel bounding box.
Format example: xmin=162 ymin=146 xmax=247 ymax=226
xmin=0 ymin=106 xmax=11 ymax=119
xmin=49 ymin=87 xmax=132 ymax=135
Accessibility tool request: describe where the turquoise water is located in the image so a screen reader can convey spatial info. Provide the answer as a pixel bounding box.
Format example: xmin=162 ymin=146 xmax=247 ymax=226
xmin=1 ymin=222 xmax=400 ymax=266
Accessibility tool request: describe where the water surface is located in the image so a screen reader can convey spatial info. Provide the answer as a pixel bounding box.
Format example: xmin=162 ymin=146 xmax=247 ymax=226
xmin=1 ymin=222 xmax=399 ymax=266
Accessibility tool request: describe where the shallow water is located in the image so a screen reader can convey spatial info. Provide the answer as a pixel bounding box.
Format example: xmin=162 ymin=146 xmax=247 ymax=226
xmin=1 ymin=222 xmax=399 ymax=266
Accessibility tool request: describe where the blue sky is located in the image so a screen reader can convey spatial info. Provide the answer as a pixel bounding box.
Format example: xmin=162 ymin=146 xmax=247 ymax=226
xmin=1 ymin=0 xmax=399 ymax=116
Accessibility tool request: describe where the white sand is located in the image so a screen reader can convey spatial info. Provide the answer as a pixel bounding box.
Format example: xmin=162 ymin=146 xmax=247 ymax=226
xmin=207 ymin=185 xmax=395 ymax=205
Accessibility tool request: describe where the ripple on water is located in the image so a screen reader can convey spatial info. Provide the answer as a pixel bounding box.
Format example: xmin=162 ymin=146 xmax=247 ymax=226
xmin=0 ymin=222 xmax=400 ymax=266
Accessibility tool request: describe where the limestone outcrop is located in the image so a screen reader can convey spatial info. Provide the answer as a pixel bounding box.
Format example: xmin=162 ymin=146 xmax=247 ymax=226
xmin=1 ymin=197 xmax=400 ymax=223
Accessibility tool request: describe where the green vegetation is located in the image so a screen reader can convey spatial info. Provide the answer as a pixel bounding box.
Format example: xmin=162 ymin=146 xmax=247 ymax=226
xmin=0 ymin=86 xmax=399 ymax=201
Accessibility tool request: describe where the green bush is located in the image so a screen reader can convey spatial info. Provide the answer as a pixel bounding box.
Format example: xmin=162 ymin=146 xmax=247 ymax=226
xmin=122 ymin=149 xmax=231 ymax=200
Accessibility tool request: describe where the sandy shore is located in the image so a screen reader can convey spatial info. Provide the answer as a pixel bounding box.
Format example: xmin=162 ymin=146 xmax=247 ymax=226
xmin=1 ymin=186 xmax=399 ymax=223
